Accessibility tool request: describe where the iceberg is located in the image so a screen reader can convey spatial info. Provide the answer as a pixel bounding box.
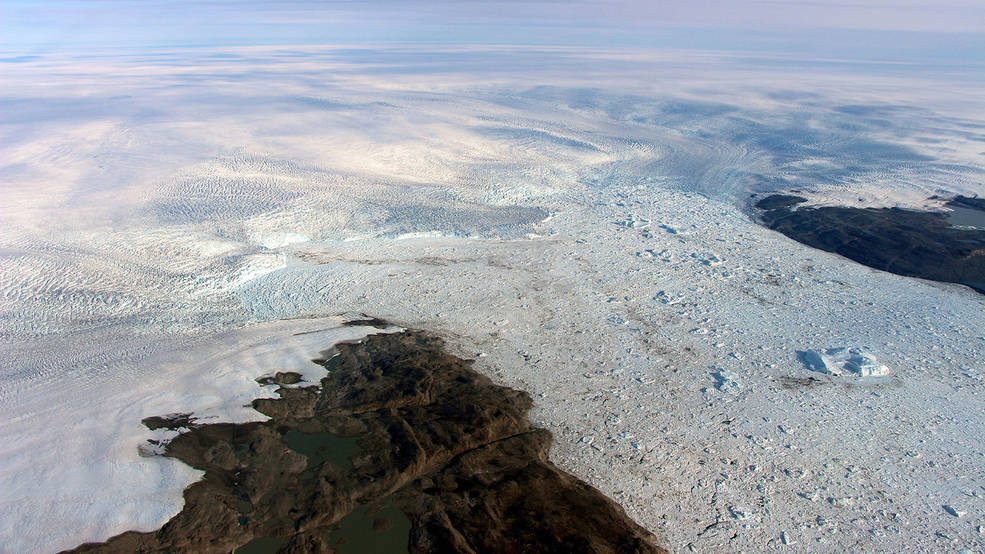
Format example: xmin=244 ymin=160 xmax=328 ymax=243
xmin=802 ymin=347 xmax=889 ymax=377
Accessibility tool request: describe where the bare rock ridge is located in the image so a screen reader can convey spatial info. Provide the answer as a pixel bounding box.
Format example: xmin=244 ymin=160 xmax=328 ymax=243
xmin=67 ymin=330 xmax=665 ymax=553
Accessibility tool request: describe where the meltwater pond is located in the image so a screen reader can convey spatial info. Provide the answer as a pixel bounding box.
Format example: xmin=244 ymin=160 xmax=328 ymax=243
xmin=946 ymin=197 xmax=985 ymax=230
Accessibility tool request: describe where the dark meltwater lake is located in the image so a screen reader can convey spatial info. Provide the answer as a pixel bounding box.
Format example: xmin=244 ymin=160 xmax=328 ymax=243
xmin=948 ymin=205 xmax=985 ymax=230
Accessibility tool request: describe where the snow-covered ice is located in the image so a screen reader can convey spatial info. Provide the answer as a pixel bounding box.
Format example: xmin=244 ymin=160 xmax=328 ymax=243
xmin=0 ymin=317 xmax=395 ymax=553
xmin=1 ymin=46 xmax=984 ymax=552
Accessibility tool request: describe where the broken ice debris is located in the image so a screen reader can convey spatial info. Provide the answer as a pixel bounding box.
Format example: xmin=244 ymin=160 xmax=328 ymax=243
xmin=802 ymin=347 xmax=889 ymax=377
xmin=654 ymin=290 xmax=685 ymax=305
xmin=943 ymin=504 xmax=965 ymax=518
xmin=712 ymin=369 xmax=742 ymax=394
xmin=691 ymin=251 xmax=723 ymax=266
xmin=616 ymin=215 xmax=650 ymax=229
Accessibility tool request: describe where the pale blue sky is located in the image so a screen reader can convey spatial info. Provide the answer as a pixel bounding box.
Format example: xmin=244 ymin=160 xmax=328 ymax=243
xmin=2 ymin=0 xmax=984 ymax=61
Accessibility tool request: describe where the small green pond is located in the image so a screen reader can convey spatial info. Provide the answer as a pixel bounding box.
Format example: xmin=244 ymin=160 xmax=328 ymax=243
xmin=284 ymin=428 xmax=361 ymax=470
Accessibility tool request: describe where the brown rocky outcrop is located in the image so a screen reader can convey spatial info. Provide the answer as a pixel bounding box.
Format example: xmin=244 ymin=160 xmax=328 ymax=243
xmin=755 ymin=194 xmax=985 ymax=295
xmin=67 ymin=330 xmax=665 ymax=554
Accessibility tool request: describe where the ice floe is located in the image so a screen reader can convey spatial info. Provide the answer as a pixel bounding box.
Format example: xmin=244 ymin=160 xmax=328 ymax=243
xmin=802 ymin=347 xmax=890 ymax=377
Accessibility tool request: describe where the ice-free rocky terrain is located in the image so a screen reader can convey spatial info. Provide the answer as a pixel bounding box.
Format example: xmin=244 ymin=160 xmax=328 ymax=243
xmin=755 ymin=194 xmax=985 ymax=295
xmin=69 ymin=329 xmax=663 ymax=553
xmin=2 ymin=46 xmax=985 ymax=552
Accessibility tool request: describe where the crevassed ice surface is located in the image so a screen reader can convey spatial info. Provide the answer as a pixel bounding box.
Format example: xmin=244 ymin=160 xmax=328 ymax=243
xmin=1 ymin=47 xmax=984 ymax=552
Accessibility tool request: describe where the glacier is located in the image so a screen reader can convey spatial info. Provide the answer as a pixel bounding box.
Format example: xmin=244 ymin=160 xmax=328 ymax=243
xmin=1 ymin=46 xmax=984 ymax=551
